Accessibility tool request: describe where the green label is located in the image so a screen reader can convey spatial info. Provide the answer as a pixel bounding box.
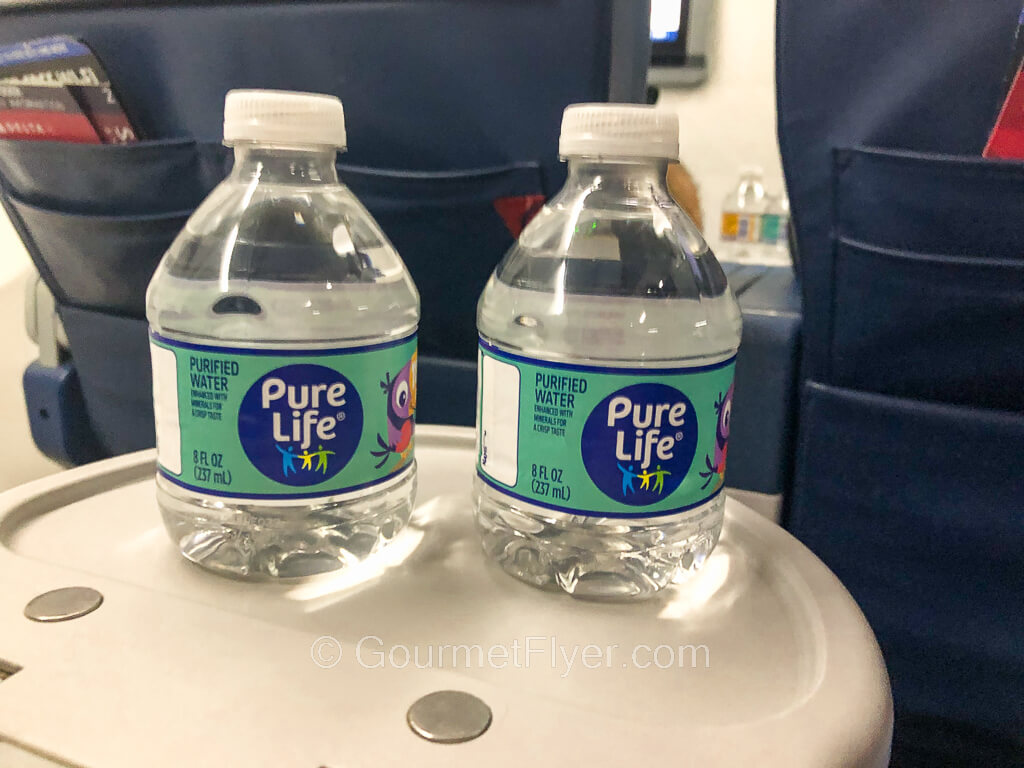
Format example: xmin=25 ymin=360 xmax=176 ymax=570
xmin=760 ymin=213 xmax=781 ymax=244
xmin=150 ymin=332 xmax=417 ymax=499
xmin=477 ymin=340 xmax=735 ymax=518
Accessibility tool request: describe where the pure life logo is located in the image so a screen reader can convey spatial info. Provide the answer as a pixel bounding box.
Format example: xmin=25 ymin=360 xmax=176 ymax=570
xmin=581 ymin=383 xmax=697 ymax=506
xmin=238 ymin=364 xmax=363 ymax=486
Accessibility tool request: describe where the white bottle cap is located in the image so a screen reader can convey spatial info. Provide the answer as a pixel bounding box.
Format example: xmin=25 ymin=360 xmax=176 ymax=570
xmin=223 ymin=89 xmax=347 ymax=149
xmin=558 ymin=103 xmax=679 ymax=160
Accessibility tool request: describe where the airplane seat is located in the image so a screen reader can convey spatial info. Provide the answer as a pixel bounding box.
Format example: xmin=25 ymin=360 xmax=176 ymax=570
xmin=776 ymin=1 xmax=1024 ymax=763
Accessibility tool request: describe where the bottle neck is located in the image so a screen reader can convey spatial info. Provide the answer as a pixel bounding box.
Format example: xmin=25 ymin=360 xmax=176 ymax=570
xmin=737 ymin=174 xmax=765 ymax=201
xmin=230 ymin=143 xmax=340 ymax=184
xmin=564 ymin=157 xmax=672 ymax=200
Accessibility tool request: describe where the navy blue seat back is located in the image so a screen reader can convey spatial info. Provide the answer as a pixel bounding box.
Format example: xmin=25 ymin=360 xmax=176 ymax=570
xmin=777 ymin=1 xmax=1024 ymax=763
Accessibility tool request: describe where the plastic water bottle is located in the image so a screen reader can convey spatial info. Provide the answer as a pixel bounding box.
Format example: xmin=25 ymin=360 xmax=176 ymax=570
xmin=474 ymin=104 xmax=742 ymax=599
xmin=720 ymin=166 xmax=767 ymax=264
xmin=147 ymin=91 xmax=419 ymax=578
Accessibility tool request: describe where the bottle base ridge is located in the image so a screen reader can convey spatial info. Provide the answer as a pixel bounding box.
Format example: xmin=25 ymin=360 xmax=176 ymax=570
xmin=473 ymin=475 xmax=724 ymax=600
xmin=158 ymin=465 xmax=416 ymax=580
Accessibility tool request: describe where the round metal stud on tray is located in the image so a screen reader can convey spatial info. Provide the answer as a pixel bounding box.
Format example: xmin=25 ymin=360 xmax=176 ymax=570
xmin=24 ymin=587 xmax=103 ymax=622
xmin=407 ymin=690 xmax=493 ymax=744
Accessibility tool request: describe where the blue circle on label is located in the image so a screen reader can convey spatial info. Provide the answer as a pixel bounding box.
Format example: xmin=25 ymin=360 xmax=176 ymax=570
xmin=238 ymin=364 xmax=362 ymax=487
xmin=581 ymin=383 xmax=698 ymax=507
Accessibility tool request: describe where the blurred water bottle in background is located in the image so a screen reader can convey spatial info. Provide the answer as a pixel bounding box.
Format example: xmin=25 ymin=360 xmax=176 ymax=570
xmin=719 ymin=166 xmax=767 ymax=264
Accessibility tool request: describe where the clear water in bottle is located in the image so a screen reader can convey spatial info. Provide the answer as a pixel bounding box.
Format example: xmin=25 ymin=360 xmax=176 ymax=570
xmin=474 ymin=104 xmax=742 ymax=599
xmin=147 ymin=91 xmax=419 ymax=579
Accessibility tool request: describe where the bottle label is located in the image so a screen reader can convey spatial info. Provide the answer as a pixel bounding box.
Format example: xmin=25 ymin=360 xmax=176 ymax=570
xmin=736 ymin=213 xmax=761 ymax=242
xmin=760 ymin=213 xmax=781 ymax=244
xmin=149 ymin=332 xmax=417 ymax=499
xmin=476 ymin=339 xmax=736 ymax=518
xmin=720 ymin=212 xmax=739 ymax=241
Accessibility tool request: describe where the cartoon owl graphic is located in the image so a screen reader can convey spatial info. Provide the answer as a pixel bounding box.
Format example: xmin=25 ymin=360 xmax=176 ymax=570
xmin=699 ymin=381 xmax=733 ymax=490
xmin=371 ymin=351 xmax=417 ymax=470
